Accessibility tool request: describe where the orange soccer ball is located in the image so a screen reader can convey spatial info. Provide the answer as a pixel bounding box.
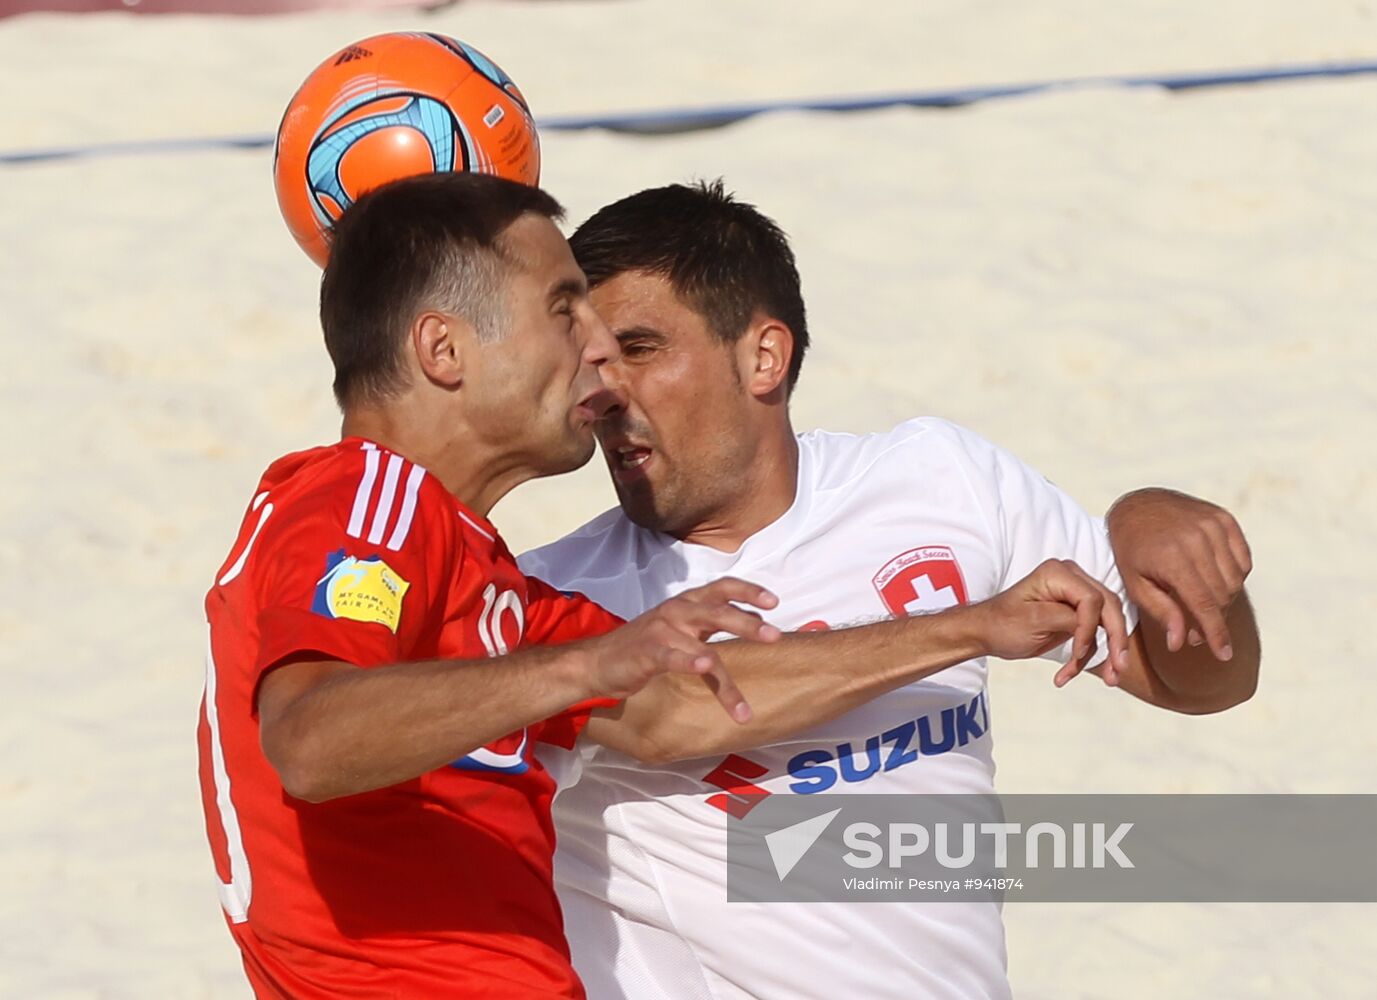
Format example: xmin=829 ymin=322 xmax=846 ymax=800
xmin=273 ymin=32 xmax=541 ymax=267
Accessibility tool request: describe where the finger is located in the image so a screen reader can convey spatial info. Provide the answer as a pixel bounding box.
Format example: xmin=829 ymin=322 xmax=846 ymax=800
xmin=684 ymin=577 xmax=779 ymax=612
xmin=701 ymin=661 xmax=752 ymax=724
xmin=1075 ymin=569 xmax=1130 ymax=679
xmin=1198 ymin=517 xmax=1248 ymax=598
xmin=694 ymin=603 xmax=782 ymax=643
xmin=1087 ymin=575 xmax=1130 ymax=684
xmin=1051 ymin=631 xmax=1089 ymax=687
xmin=1166 ymin=569 xmax=1234 ymax=662
xmin=1068 ymin=574 xmax=1105 ymax=676
xmin=1133 ymin=576 xmax=1190 ymax=652
xmin=1177 ymin=543 xmax=1235 ymax=660
xmin=1035 ymin=564 xmax=1096 ymax=687
xmin=1035 ymin=604 xmax=1079 ymax=647
xmin=661 ymin=647 xmax=752 ymax=723
xmin=658 ymin=644 xmax=711 ymax=677
xmin=1214 ymin=509 xmax=1253 ymax=579
xmin=1030 ymin=563 xmax=1102 ymax=685
xmin=1182 ymin=530 xmax=1235 ymax=610
xmin=1055 ymin=562 xmax=1132 ymax=684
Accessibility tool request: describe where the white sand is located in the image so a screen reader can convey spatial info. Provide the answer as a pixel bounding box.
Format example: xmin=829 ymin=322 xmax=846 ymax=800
xmin=2 ymin=2 xmax=1374 ymax=996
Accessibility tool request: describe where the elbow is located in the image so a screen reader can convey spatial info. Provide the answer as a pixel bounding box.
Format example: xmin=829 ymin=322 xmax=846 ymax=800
xmin=622 ymin=734 xmax=682 ymax=766
xmin=261 ymin=725 xmax=342 ymax=803
xmin=630 ymin=731 xmax=739 ymax=765
xmin=618 ymin=723 xmax=707 ymax=765
xmin=277 ymin=763 xmax=340 ymax=804
xmin=1207 ymin=679 xmax=1259 ymax=715
xmin=1171 ymin=671 xmax=1259 ymax=716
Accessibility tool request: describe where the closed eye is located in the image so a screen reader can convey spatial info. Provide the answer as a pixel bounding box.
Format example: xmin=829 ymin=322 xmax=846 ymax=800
xmin=615 ymin=328 xmax=667 ymax=359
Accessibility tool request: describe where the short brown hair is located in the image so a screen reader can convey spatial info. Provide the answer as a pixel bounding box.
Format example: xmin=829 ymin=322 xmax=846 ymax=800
xmin=320 ymin=172 xmax=564 ymax=407
xmin=570 ymin=180 xmax=809 ymax=392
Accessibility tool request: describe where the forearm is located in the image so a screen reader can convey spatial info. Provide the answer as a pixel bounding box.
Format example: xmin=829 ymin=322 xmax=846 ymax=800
xmin=261 ymin=644 xmax=594 ymax=802
xmin=1113 ymin=591 xmax=1260 ymax=714
xmin=592 ymin=606 xmax=986 ymax=763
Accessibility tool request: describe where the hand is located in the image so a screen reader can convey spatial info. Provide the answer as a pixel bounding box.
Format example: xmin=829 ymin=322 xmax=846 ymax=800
xmin=976 ymin=559 xmax=1131 ymax=688
xmin=1106 ymin=488 xmax=1252 ymax=662
xmin=584 ymin=578 xmax=781 ymax=723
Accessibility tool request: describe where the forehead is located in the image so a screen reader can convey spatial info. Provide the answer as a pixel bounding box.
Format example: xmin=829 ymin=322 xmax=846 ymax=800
xmin=499 ymin=213 xmax=580 ymax=282
xmin=588 ymin=270 xmax=709 ymax=335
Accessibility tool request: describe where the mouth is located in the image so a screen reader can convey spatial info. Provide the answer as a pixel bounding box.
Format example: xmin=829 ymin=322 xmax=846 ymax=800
xmin=609 ymin=443 xmax=654 ymax=476
xmin=572 ymin=388 xmax=608 ymax=425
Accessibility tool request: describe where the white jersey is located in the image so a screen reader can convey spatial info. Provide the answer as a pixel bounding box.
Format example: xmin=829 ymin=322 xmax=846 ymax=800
xmin=519 ymin=418 xmax=1136 ymax=1000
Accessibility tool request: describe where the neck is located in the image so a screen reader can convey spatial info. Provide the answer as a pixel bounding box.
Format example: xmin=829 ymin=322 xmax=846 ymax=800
xmin=678 ymin=420 xmax=799 ymax=552
xmin=342 ymin=400 xmax=532 ymax=518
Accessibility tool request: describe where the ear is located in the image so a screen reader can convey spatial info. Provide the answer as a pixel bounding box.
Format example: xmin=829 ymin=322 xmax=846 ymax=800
xmin=411 ymin=311 xmax=471 ymax=390
xmin=740 ymin=317 xmax=795 ymax=399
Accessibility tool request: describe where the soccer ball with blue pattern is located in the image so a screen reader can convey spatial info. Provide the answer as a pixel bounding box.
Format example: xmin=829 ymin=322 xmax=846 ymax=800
xmin=274 ymin=32 xmax=540 ymax=267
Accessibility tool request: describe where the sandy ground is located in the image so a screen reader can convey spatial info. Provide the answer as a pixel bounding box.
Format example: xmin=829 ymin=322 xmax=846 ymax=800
xmin=2 ymin=1 xmax=1374 ymax=997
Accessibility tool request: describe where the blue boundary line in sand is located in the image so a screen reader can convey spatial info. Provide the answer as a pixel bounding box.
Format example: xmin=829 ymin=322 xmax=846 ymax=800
xmin=4 ymin=59 xmax=1376 ymax=165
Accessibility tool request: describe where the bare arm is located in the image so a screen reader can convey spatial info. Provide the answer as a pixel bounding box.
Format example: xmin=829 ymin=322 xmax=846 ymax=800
xmin=1100 ymin=591 xmax=1259 ymax=714
xmin=258 ymin=578 xmax=779 ymax=802
xmin=258 ymin=645 xmax=595 ymax=802
xmin=587 ymin=559 xmax=1131 ymax=763
xmin=1095 ymin=487 xmax=1261 ymax=714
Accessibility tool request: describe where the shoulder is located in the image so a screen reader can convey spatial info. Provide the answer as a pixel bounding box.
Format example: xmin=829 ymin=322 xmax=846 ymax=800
xmin=517 ymin=506 xmax=634 ymax=589
xmin=799 ymin=416 xmax=992 ymax=491
xmin=520 ymin=504 xmax=660 ymax=592
xmin=260 ymin=440 xmax=456 ymax=558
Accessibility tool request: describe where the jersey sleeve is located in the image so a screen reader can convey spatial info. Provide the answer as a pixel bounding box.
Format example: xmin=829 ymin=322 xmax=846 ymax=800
xmin=522 ymin=574 xmax=624 ymax=749
xmin=937 ymin=420 xmax=1140 ymax=666
xmin=252 ymin=457 xmax=458 ymax=682
xmin=523 ymin=573 xmax=626 ymax=646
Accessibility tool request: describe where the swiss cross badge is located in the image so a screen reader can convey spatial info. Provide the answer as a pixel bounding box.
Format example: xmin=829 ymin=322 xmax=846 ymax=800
xmin=873 ymin=545 xmax=969 ymax=617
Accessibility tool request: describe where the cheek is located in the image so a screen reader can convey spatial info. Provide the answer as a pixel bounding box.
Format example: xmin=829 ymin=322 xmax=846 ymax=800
xmin=649 ymin=372 xmax=740 ymax=451
xmin=506 ymin=331 xmax=577 ymax=404
xmin=545 ymin=330 xmax=583 ymax=387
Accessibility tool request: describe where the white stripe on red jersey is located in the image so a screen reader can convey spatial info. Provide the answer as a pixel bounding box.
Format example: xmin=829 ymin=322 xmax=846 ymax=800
xmin=346 ymin=443 xmax=381 ymax=539
xmin=387 ymin=463 xmax=427 ymax=551
xmin=368 ymin=453 xmax=405 ymax=546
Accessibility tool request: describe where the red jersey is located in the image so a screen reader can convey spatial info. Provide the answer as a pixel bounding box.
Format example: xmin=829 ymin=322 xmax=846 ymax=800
xmin=196 ymin=439 xmax=622 ymax=999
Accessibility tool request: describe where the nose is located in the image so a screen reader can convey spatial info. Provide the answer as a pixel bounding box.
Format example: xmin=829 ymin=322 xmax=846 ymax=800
xmin=582 ymin=306 xmax=621 ymax=368
xmin=588 ymin=356 xmax=627 ymax=420
xmin=576 ymin=302 xmax=627 ymax=419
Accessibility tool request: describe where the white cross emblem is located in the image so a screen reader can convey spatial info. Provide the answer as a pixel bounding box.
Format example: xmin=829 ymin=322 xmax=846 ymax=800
xmin=902 ymin=573 xmax=960 ymax=614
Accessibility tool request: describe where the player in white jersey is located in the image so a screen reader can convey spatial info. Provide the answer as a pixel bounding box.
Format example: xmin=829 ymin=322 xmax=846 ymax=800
xmin=519 ymin=182 xmax=1261 ymax=999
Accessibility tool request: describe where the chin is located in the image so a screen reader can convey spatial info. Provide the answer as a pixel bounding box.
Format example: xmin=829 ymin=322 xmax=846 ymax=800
xmin=540 ymin=432 xmax=597 ymax=477
xmin=615 ymin=481 xmax=677 ymax=534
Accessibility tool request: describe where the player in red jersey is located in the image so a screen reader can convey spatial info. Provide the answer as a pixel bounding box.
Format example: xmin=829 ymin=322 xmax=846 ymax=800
xmin=197 ymin=173 xmax=1131 ymax=998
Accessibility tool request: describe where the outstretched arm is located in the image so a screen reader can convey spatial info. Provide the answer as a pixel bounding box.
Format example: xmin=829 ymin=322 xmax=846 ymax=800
xmin=586 ymin=559 xmax=1130 ymax=763
xmin=1096 ymin=487 xmax=1261 ymax=714
xmin=258 ymin=579 xmax=777 ymax=802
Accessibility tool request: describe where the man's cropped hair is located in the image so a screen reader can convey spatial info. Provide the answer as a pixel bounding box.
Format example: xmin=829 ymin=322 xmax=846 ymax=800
xmin=570 ymin=180 xmax=809 ymax=392
xmin=321 ymin=172 xmax=564 ymax=408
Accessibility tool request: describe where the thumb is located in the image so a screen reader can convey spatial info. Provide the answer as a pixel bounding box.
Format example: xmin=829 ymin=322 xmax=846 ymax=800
xmin=1031 ymin=601 xmax=1078 ymax=638
xmin=990 ymin=601 xmax=1074 ymax=661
